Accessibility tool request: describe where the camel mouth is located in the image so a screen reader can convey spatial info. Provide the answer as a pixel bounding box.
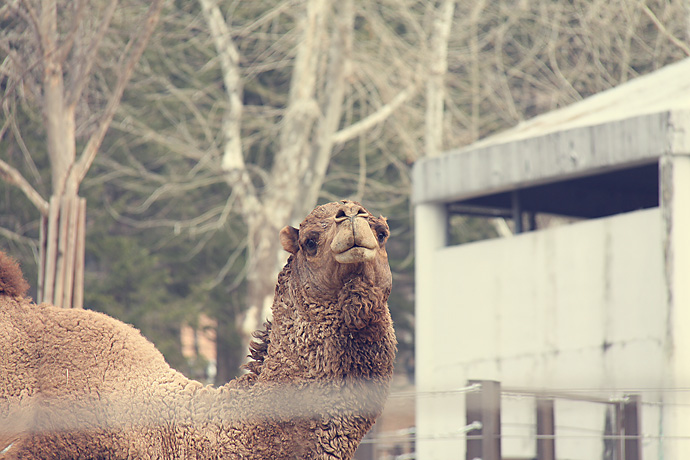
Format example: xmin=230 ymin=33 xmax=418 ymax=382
xmin=330 ymin=211 xmax=378 ymax=264
xmin=334 ymin=246 xmax=377 ymax=264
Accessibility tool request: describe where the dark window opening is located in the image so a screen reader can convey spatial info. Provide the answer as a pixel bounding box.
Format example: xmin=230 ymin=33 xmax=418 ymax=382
xmin=446 ymin=161 xmax=659 ymax=243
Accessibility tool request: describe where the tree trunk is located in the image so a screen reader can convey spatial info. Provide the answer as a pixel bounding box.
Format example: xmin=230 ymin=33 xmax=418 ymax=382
xmin=240 ymin=212 xmax=286 ymax=338
xmin=294 ymin=0 xmax=354 ymax=221
xmin=215 ymin=303 xmax=244 ymax=384
xmin=425 ymin=0 xmax=456 ymax=157
xmin=29 ymin=0 xmax=163 ymax=308
xmin=38 ymin=0 xmax=86 ymax=307
xmin=199 ymin=0 xmax=422 ymax=376
xmin=39 ymin=194 xmax=87 ymax=308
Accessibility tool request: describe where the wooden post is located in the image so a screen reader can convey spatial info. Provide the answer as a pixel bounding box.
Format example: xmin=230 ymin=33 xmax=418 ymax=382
xmin=466 ymin=380 xmax=501 ymax=460
xmin=37 ymin=194 xmax=86 ymax=308
xmin=72 ymin=197 xmax=86 ymax=309
xmin=42 ymin=196 xmax=60 ymax=305
xmin=622 ymin=395 xmax=642 ymax=460
xmin=354 ymin=421 xmax=376 ymax=460
xmin=38 ymin=214 xmax=48 ymax=302
xmin=61 ymin=194 xmax=79 ymax=308
xmin=536 ymin=398 xmax=555 ymax=460
xmin=54 ymin=194 xmax=75 ymax=307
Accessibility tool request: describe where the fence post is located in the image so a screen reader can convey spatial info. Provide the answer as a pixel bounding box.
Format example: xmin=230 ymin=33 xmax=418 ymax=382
xmin=536 ymin=397 xmax=555 ymax=460
xmin=622 ymin=395 xmax=642 ymax=460
xmin=466 ymin=380 xmax=501 ymax=460
xmin=354 ymin=422 xmax=376 ymax=460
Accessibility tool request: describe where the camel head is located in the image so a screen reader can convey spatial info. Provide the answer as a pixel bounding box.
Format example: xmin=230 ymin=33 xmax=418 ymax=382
xmin=279 ymin=200 xmax=392 ymax=321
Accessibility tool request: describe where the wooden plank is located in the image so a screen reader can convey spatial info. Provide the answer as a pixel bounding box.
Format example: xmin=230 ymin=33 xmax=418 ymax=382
xmin=536 ymin=398 xmax=556 ymax=460
xmin=53 ymin=195 xmax=72 ymax=308
xmin=622 ymin=395 xmax=642 ymax=460
xmin=353 ymin=421 xmax=377 ymax=460
xmin=61 ymin=194 xmax=79 ymax=308
xmin=72 ymin=198 xmax=86 ymax=309
xmin=42 ymin=196 xmax=60 ymax=304
xmin=466 ymin=380 xmax=501 ymax=460
xmin=37 ymin=214 xmax=48 ymax=302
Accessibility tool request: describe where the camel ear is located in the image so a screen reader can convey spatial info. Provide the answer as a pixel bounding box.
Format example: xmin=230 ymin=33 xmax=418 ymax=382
xmin=280 ymin=226 xmax=300 ymax=254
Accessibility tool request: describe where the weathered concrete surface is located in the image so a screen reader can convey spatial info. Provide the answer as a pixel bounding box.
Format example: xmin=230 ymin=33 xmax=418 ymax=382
xmin=416 ymin=209 xmax=666 ymax=460
xmin=414 ymin=58 xmax=690 ymax=460
xmin=413 ymin=58 xmax=690 ymax=205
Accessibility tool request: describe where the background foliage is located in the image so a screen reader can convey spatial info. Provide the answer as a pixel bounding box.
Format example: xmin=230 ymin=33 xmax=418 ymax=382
xmin=2 ymin=0 xmax=688 ymax=384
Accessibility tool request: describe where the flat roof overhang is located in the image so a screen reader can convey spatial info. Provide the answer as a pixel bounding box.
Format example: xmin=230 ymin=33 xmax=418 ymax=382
xmin=413 ymin=58 xmax=690 ymax=219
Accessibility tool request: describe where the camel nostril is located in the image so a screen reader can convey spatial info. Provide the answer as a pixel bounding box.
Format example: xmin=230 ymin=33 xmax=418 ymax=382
xmin=335 ymin=204 xmax=370 ymax=223
xmin=334 ymin=208 xmax=348 ymax=223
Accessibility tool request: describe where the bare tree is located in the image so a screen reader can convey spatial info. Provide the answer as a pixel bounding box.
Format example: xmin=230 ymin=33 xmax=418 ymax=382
xmin=201 ymin=0 xmax=434 ymax=341
xmin=443 ymin=0 xmax=689 ymax=145
xmin=108 ymin=0 xmax=425 ymax=348
xmin=93 ymin=0 xmax=689 ymax=382
xmin=0 ymin=0 xmax=164 ymax=307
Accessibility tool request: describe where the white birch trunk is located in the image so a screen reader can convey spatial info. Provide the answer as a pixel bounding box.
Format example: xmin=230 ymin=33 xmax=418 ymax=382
xmin=425 ymin=0 xmax=456 ymax=158
xmin=200 ymin=0 xmax=429 ymax=344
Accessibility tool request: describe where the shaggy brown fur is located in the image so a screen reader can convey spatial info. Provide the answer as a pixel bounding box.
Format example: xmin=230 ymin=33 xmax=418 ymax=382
xmin=0 ymin=200 xmax=396 ymax=459
xmin=0 ymin=253 xmax=29 ymax=299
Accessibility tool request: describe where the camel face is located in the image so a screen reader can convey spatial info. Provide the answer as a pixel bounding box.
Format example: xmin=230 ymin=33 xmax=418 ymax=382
xmin=330 ymin=202 xmax=380 ymax=264
xmin=280 ymin=200 xmax=392 ymax=297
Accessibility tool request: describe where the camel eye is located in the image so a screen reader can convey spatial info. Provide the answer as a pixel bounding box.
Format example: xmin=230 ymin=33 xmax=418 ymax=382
xmin=303 ymin=238 xmax=318 ymax=255
xmin=377 ymin=230 xmax=388 ymax=244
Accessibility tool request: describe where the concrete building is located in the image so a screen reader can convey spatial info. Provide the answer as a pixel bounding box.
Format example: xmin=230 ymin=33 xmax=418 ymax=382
xmin=413 ymin=58 xmax=690 ymax=459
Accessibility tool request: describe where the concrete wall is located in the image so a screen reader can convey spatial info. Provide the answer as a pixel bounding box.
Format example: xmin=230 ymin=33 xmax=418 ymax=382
xmin=415 ymin=208 xmax=668 ymax=459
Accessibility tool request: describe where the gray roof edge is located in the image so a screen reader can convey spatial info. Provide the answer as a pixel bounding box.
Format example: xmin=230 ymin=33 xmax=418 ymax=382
xmin=413 ymin=110 xmax=690 ymax=205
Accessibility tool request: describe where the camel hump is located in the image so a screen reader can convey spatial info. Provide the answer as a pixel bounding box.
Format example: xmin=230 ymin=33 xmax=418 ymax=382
xmin=0 ymin=251 xmax=30 ymax=298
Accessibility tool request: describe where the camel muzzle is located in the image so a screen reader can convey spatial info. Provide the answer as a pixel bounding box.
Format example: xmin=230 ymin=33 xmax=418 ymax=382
xmin=331 ymin=214 xmax=378 ymax=264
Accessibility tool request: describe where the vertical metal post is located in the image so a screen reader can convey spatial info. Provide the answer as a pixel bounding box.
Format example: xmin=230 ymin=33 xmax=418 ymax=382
xmin=622 ymin=395 xmax=642 ymax=460
xmin=527 ymin=211 xmax=537 ymax=231
xmin=536 ymin=398 xmax=556 ymax=460
xmin=354 ymin=422 xmax=376 ymax=460
xmin=511 ymin=190 xmax=523 ymax=233
xmin=466 ymin=380 xmax=501 ymax=460
xmin=614 ymin=403 xmax=624 ymax=460
xmin=604 ymin=406 xmax=616 ymax=460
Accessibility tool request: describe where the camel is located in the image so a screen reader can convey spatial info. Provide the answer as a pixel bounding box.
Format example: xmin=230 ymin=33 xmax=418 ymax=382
xmin=0 ymin=200 xmax=397 ymax=459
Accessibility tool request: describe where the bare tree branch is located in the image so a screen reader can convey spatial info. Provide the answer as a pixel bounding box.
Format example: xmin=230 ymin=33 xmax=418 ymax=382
xmin=298 ymin=0 xmax=355 ymax=218
xmin=3 ymin=101 xmax=43 ymax=185
xmin=198 ymin=0 xmax=245 ymax=174
xmin=0 ymin=159 xmax=49 ymax=215
xmin=331 ymin=81 xmax=420 ymax=145
xmin=65 ymin=0 xmax=118 ymax=107
xmin=641 ymin=3 xmax=690 ymax=56
xmin=0 ymin=226 xmax=38 ymax=247
xmin=16 ymin=0 xmax=43 ymax=56
xmin=73 ymin=0 xmax=164 ymax=185
xmin=52 ymin=0 xmax=87 ymax=65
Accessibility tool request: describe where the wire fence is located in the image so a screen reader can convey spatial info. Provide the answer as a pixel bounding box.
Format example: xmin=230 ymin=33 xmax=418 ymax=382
xmin=357 ymin=380 xmax=690 ymax=460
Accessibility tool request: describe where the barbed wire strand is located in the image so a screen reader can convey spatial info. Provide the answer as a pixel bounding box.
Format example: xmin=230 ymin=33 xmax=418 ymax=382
xmin=396 ymin=385 xmax=690 ymax=398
